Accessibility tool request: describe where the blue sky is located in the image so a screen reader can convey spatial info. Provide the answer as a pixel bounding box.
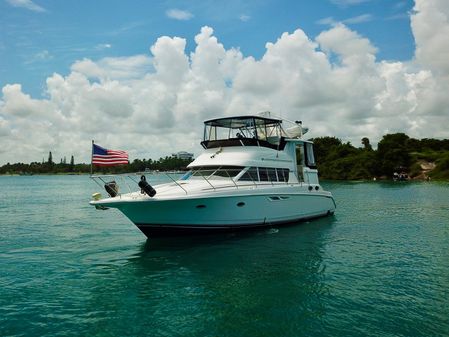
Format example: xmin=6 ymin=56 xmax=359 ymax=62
xmin=1 ymin=0 xmax=414 ymax=98
xmin=2 ymin=0 xmax=448 ymax=165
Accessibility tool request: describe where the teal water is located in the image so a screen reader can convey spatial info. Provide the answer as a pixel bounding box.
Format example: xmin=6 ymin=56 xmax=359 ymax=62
xmin=1 ymin=176 xmax=448 ymax=337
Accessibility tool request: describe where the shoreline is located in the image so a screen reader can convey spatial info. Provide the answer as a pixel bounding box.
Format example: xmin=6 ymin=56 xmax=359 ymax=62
xmin=1 ymin=172 xmax=447 ymax=182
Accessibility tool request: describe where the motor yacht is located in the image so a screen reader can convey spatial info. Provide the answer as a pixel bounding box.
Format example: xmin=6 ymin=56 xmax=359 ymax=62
xmin=90 ymin=114 xmax=336 ymax=237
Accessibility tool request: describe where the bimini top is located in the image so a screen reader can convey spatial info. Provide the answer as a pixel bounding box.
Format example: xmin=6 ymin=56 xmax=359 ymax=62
xmin=201 ymin=115 xmax=287 ymax=150
xmin=204 ymin=115 xmax=282 ymax=128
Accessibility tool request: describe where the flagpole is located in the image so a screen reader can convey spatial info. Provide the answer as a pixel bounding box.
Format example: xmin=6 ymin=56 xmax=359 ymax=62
xmin=91 ymin=140 xmax=94 ymax=176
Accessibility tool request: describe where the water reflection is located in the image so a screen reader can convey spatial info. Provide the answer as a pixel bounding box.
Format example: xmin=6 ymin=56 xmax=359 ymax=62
xmin=107 ymin=218 xmax=337 ymax=336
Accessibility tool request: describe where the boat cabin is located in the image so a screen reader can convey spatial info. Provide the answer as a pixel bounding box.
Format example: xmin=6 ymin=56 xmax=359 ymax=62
xmin=184 ymin=115 xmax=320 ymax=185
xmin=201 ymin=116 xmax=287 ymax=150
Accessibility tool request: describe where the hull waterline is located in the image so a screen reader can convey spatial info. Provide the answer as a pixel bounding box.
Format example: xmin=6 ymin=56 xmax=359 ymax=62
xmin=94 ymin=191 xmax=336 ymax=238
xmin=135 ymin=212 xmax=334 ymax=237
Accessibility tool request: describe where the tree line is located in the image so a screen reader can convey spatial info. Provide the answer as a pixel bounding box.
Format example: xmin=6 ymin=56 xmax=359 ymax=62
xmin=1 ymin=133 xmax=449 ymax=180
xmin=312 ymin=133 xmax=449 ymax=180
xmin=0 ymin=153 xmax=192 ymax=175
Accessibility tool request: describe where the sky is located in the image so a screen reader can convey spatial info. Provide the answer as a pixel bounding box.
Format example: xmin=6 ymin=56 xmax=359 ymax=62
xmin=0 ymin=0 xmax=448 ymax=165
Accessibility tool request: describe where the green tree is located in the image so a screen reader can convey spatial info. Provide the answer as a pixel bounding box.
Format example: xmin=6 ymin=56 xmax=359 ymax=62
xmin=361 ymin=137 xmax=372 ymax=150
xmin=69 ymin=155 xmax=75 ymax=172
xmin=377 ymin=133 xmax=411 ymax=176
xmin=312 ymin=137 xmax=342 ymax=163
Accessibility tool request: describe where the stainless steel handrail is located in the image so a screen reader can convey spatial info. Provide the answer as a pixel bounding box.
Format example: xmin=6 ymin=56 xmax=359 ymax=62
xmin=90 ymin=171 xmax=186 ymax=197
xmin=165 ymin=173 xmax=188 ymax=195
xmin=90 ymin=168 xmax=296 ymax=198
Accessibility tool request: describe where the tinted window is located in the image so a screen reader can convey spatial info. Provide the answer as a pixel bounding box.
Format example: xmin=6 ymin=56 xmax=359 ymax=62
xmin=240 ymin=167 xmax=259 ymax=181
xmin=239 ymin=167 xmax=289 ymax=182
xmin=211 ymin=166 xmax=242 ymax=178
xmin=191 ymin=166 xmax=243 ymax=178
xmin=259 ymin=167 xmax=269 ymax=181
xmin=281 ymin=168 xmax=290 ymax=182
xmin=267 ymin=168 xmax=277 ymax=181
xmin=276 ymin=168 xmax=284 ymax=182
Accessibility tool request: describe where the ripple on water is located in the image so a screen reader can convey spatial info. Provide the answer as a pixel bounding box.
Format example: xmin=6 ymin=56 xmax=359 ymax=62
xmin=1 ymin=177 xmax=449 ymax=336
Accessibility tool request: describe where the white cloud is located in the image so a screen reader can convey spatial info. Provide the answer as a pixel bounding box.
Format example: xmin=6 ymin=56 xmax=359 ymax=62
xmin=1 ymin=0 xmax=449 ymax=164
xmin=317 ymin=23 xmax=377 ymax=57
xmin=316 ymin=17 xmax=337 ymax=25
xmin=0 ymin=117 xmax=11 ymax=137
xmin=95 ymin=43 xmax=112 ymax=50
xmin=2 ymin=84 xmax=54 ymax=118
xmin=343 ymin=14 xmax=374 ymax=24
xmin=239 ymin=15 xmax=251 ymax=22
xmin=166 ymin=9 xmax=193 ymax=21
xmin=317 ymin=14 xmax=373 ymax=26
xmin=71 ymin=55 xmax=153 ymax=80
xmin=6 ymin=0 xmax=46 ymax=12
xmin=412 ymin=0 xmax=449 ymax=76
xmin=24 ymin=50 xmax=53 ymax=65
xmin=386 ymin=13 xmax=409 ymax=21
xmin=35 ymin=50 xmax=52 ymax=60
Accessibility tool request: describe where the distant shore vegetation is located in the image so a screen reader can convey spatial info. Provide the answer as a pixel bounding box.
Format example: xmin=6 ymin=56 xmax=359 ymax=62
xmin=1 ymin=133 xmax=449 ymax=180
xmin=312 ymin=133 xmax=449 ymax=180
xmin=0 ymin=154 xmax=192 ymax=176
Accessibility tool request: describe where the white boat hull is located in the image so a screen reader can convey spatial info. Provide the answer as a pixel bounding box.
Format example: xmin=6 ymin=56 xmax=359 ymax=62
xmin=92 ymin=185 xmax=336 ymax=237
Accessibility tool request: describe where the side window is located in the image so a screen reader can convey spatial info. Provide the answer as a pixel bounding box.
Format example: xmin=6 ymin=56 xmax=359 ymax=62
xmin=240 ymin=167 xmax=259 ymax=181
xmin=240 ymin=167 xmax=289 ymax=182
xmin=283 ymin=169 xmax=290 ymax=182
xmin=259 ymin=167 xmax=269 ymax=181
xmin=267 ymin=168 xmax=277 ymax=181
xmin=277 ymin=168 xmax=289 ymax=182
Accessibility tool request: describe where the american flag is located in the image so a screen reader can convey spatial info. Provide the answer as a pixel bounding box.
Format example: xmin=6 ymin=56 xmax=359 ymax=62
xmin=92 ymin=143 xmax=129 ymax=166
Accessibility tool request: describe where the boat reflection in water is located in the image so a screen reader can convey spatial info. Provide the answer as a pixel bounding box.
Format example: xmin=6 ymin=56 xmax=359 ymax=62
xmin=113 ymin=216 xmax=335 ymax=336
xmin=90 ymin=113 xmax=336 ymax=237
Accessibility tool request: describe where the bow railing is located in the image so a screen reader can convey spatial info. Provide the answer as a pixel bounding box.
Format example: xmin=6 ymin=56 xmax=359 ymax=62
xmin=91 ymin=167 xmax=300 ymax=199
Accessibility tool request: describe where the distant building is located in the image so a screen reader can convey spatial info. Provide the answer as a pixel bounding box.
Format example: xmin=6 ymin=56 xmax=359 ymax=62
xmin=172 ymin=151 xmax=194 ymax=160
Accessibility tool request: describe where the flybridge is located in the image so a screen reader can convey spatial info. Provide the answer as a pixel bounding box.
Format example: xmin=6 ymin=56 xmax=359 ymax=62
xmin=201 ymin=115 xmax=290 ymax=150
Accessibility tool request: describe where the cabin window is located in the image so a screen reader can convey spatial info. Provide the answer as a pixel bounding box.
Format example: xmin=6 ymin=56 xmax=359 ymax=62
xmin=192 ymin=167 xmax=216 ymax=177
xmin=305 ymin=143 xmax=316 ymax=168
xmin=209 ymin=166 xmax=242 ymax=178
xmin=276 ymin=168 xmax=289 ymax=182
xmin=239 ymin=167 xmax=259 ymax=182
xmin=259 ymin=167 xmax=269 ymax=181
xmin=238 ymin=167 xmax=289 ymax=182
xmin=187 ymin=166 xmax=244 ymax=179
xmin=267 ymin=168 xmax=277 ymax=182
